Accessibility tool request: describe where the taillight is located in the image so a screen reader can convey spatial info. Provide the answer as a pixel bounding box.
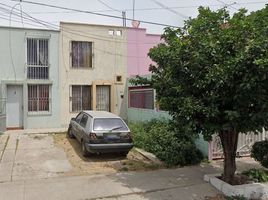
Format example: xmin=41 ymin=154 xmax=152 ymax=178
xmin=89 ymin=133 xmax=97 ymax=140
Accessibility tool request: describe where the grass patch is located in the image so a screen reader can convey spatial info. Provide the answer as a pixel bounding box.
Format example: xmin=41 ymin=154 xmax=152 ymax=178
xmin=242 ymin=168 xmax=268 ymax=183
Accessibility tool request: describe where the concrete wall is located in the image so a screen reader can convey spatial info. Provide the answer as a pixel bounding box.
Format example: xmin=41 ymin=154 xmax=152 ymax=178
xmin=59 ymin=22 xmax=127 ymax=127
xmin=0 ymin=26 xmax=60 ymax=129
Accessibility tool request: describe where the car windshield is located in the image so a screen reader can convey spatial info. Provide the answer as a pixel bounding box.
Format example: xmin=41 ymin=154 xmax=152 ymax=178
xmin=93 ymin=118 xmax=128 ymax=131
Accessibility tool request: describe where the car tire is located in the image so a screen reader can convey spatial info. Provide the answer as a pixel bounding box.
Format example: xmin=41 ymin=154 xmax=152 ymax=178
xmin=67 ymin=127 xmax=75 ymax=138
xmin=81 ymin=140 xmax=90 ymax=157
xmin=120 ymin=151 xmax=129 ymax=157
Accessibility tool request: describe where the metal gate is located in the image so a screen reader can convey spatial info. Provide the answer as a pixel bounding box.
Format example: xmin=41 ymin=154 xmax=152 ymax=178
xmin=212 ymin=131 xmax=268 ymax=159
xmin=96 ymin=85 xmax=110 ymax=112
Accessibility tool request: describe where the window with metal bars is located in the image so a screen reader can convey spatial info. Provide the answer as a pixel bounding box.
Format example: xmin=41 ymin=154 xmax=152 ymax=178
xmin=70 ymin=85 xmax=91 ymax=112
xmin=71 ymin=41 xmax=92 ymax=68
xmin=28 ymin=85 xmax=50 ymax=112
xmin=26 ymin=38 xmax=49 ymax=79
xmin=129 ymin=87 xmax=154 ymax=109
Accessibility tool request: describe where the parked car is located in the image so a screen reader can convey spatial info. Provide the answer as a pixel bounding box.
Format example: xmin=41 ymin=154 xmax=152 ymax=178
xmin=67 ymin=111 xmax=133 ymax=157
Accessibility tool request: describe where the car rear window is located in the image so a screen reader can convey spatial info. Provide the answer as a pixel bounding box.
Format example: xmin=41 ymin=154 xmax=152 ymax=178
xmin=93 ymin=118 xmax=128 ymax=131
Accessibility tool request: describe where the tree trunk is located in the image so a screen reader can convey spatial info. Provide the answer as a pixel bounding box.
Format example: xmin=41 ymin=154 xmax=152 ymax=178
xmin=219 ymin=129 xmax=239 ymax=184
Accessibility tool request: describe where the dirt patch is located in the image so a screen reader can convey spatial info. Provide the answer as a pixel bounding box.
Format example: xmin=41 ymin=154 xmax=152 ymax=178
xmin=53 ymin=133 xmax=163 ymax=176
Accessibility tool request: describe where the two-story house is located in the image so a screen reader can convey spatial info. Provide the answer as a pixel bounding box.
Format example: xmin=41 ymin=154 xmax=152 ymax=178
xmin=59 ymin=22 xmax=127 ymax=127
xmin=0 ymin=26 xmax=60 ymax=129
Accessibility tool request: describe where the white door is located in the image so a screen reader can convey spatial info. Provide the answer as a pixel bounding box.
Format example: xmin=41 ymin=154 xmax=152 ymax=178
xmin=6 ymin=85 xmax=23 ymax=128
xmin=96 ymin=85 xmax=110 ymax=111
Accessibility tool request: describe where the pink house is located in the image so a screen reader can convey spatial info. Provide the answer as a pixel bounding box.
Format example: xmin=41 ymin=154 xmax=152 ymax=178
xmin=127 ymin=27 xmax=161 ymax=77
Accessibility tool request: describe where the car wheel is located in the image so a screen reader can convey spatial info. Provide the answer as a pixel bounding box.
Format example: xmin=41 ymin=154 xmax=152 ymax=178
xmin=120 ymin=151 xmax=129 ymax=157
xmin=81 ymin=140 xmax=90 ymax=157
xmin=67 ymin=127 xmax=75 ymax=138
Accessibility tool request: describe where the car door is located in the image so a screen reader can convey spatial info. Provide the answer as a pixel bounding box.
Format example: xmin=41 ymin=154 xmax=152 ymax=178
xmin=77 ymin=114 xmax=89 ymax=142
xmin=73 ymin=112 xmax=84 ymax=138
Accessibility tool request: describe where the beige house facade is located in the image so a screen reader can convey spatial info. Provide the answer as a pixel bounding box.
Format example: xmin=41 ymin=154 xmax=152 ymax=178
xmin=59 ymin=22 xmax=127 ymax=127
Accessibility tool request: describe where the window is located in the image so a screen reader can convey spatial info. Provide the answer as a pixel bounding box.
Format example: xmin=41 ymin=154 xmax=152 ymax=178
xmin=75 ymin=112 xmax=84 ymax=123
xmin=93 ymin=118 xmax=128 ymax=131
xmin=129 ymin=87 xmax=154 ymax=109
xmin=116 ymin=30 xmax=122 ymax=36
xmin=80 ymin=114 xmax=88 ymax=128
xmin=27 ymin=38 xmax=49 ymax=79
xmin=108 ymin=30 xmax=114 ymax=35
xmin=28 ymin=85 xmax=50 ymax=112
xmin=70 ymin=85 xmax=91 ymax=112
xmin=71 ymin=41 xmax=92 ymax=68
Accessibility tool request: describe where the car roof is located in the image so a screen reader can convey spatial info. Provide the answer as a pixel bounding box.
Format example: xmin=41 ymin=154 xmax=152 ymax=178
xmin=83 ymin=111 xmax=121 ymax=119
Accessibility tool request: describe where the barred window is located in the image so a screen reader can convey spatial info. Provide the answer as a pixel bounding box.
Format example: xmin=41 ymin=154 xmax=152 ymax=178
xmin=28 ymin=85 xmax=50 ymax=112
xmin=71 ymin=85 xmax=91 ymax=112
xmin=71 ymin=41 xmax=92 ymax=68
xmin=129 ymin=87 xmax=154 ymax=109
xmin=27 ymin=38 xmax=49 ymax=79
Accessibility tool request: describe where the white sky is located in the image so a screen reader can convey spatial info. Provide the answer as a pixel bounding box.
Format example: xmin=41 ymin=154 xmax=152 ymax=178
xmin=0 ymin=0 xmax=267 ymax=34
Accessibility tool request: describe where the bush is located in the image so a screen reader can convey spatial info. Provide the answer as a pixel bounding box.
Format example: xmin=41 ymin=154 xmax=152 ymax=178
xmin=129 ymin=119 xmax=203 ymax=167
xmin=251 ymin=140 xmax=268 ymax=168
xmin=242 ymin=168 xmax=268 ymax=183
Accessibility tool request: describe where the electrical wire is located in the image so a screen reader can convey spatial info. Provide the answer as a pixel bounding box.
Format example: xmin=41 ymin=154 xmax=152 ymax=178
xmin=97 ymin=0 xmax=121 ymax=13
xmin=10 ymin=0 xmax=180 ymax=28
xmin=149 ymin=0 xmax=188 ymax=19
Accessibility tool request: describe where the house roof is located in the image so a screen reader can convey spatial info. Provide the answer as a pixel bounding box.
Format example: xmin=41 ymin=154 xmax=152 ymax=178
xmin=0 ymin=25 xmax=59 ymax=32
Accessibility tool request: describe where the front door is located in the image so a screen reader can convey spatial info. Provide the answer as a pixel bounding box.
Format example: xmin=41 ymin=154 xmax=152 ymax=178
xmin=6 ymin=85 xmax=23 ymax=129
xmin=96 ymin=85 xmax=110 ymax=111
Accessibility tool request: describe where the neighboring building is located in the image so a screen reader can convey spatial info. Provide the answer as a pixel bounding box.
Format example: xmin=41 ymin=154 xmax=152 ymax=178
xmin=126 ymin=27 xmax=169 ymax=122
xmin=59 ymin=22 xmax=127 ymax=127
xmin=0 ymin=26 xmax=60 ymax=130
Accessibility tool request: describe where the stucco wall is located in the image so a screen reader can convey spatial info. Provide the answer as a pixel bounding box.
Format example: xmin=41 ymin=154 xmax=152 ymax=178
xmin=127 ymin=28 xmax=161 ymax=77
xmin=0 ymin=27 xmax=61 ymax=129
xmin=59 ymin=23 xmax=127 ymax=127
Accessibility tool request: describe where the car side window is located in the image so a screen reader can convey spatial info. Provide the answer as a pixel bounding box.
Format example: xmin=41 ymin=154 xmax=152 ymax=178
xmin=80 ymin=114 xmax=88 ymax=128
xmin=75 ymin=113 xmax=84 ymax=123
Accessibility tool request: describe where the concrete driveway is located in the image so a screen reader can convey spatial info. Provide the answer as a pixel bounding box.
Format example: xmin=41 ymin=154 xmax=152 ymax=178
xmin=0 ymin=131 xmax=71 ymax=182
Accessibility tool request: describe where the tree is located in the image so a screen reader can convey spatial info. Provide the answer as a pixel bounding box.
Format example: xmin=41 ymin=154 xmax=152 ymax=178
xmin=131 ymin=6 xmax=268 ymax=184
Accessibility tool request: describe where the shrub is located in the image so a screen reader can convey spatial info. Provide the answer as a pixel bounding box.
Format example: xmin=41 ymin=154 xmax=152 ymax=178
xmin=251 ymin=140 xmax=268 ymax=168
xmin=129 ymin=119 xmax=203 ymax=167
xmin=242 ymin=168 xmax=268 ymax=183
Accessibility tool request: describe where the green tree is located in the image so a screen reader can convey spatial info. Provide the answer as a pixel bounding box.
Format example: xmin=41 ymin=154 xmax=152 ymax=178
xmin=131 ymin=6 xmax=268 ymax=184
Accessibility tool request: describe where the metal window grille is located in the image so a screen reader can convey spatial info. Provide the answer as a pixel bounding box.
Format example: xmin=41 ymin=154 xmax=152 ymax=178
xmin=28 ymin=85 xmax=50 ymax=112
xmin=27 ymin=38 xmax=49 ymax=79
xmin=71 ymin=85 xmax=91 ymax=112
xmin=71 ymin=41 xmax=92 ymax=68
xmin=96 ymin=85 xmax=110 ymax=112
xmin=129 ymin=88 xmax=154 ymax=109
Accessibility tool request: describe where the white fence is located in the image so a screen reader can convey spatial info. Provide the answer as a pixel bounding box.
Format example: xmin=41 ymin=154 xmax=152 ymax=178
xmin=212 ymin=131 xmax=268 ymax=159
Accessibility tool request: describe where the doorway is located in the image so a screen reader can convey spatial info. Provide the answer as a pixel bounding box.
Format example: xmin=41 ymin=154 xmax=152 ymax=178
xmin=6 ymin=85 xmax=23 ymax=129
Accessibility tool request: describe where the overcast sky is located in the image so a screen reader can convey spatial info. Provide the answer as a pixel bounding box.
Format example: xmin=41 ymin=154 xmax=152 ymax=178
xmin=0 ymin=0 xmax=267 ymax=34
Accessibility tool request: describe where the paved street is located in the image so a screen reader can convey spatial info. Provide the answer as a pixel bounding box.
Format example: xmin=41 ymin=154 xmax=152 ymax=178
xmin=0 ymin=131 xmax=221 ymax=200
xmin=0 ymin=166 xmax=219 ymax=200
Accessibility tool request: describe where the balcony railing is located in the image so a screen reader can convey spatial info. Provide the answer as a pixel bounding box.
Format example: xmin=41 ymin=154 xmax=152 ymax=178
xmin=27 ymin=66 xmax=49 ymax=79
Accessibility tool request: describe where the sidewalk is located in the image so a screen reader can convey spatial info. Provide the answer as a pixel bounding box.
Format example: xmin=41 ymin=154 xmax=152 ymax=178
xmin=0 ymin=166 xmax=220 ymax=200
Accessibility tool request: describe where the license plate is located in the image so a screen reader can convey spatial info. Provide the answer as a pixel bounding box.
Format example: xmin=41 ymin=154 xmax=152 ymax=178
xmin=104 ymin=133 xmax=120 ymax=140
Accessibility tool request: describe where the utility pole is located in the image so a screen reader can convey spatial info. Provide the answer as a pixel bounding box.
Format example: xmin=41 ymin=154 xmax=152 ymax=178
xmin=122 ymin=11 xmax=126 ymax=27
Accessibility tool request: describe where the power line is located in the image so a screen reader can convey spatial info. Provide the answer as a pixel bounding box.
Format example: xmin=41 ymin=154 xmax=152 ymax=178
xmin=215 ymin=0 xmax=239 ymax=10
xmin=149 ymin=0 xmax=188 ymax=19
xmin=5 ymin=1 xmax=266 ymax=15
xmin=97 ymin=0 xmax=121 ymax=13
xmin=11 ymin=0 xmax=180 ymax=28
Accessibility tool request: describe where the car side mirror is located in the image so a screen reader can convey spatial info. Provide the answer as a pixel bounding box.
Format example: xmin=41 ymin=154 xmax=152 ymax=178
xmin=71 ymin=117 xmax=76 ymax=121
